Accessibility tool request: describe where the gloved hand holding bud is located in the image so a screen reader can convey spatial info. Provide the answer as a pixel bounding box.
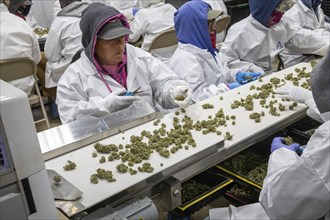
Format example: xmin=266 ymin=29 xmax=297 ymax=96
xmin=271 ymin=137 xmax=300 ymax=153
xmin=236 ymin=71 xmax=262 ymax=84
xmin=171 ymin=85 xmax=192 ymax=108
xmin=102 ymin=89 xmax=141 ymax=113
xmin=275 ymin=85 xmax=313 ymax=105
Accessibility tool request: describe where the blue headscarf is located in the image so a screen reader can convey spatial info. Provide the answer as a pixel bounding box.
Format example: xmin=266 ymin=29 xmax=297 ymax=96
xmin=174 ymin=0 xmax=217 ymax=57
xmin=301 ymin=0 xmax=322 ymax=11
xmin=249 ymin=0 xmax=282 ymax=27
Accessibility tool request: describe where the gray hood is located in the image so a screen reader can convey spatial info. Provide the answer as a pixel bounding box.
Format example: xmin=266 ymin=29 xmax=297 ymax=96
xmin=311 ymin=48 xmax=330 ymax=115
xmin=79 ymin=3 xmax=130 ymax=72
xmin=57 ymin=1 xmax=89 ymax=17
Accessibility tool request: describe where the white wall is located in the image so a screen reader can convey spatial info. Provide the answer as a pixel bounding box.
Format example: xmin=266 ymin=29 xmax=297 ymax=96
xmin=30 ymin=0 xmax=56 ymax=29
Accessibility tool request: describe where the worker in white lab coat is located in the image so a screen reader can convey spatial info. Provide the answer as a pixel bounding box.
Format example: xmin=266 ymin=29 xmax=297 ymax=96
xmin=207 ymin=49 xmax=330 ymax=220
xmin=203 ymin=0 xmax=228 ymax=42
xmin=56 ymin=3 xmax=192 ymax=124
xmin=129 ymin=0 xmax=177 ymax=53
xmin=280 ymin=0 xmax=330 ymax=67
xmin=169 ymin=0 xmax=261 ymax=103
xmin=220 ymin=0 xmax=297 ymax=74
xmin=0 ymin=0 xmax=41 ymax=95
xmin=53 ymin=0 xmax=140 ymax=20
xmin=45 ymin=0 xmax=88 ymax=88
xmin=260 ymin=49 xmax=330 ymax=220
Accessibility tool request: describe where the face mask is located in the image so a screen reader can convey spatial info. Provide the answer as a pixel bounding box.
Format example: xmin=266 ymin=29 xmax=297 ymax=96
xmin=210 ymin=31 xmax=216 ymax=49
xmin=267 ymin=10 xmax=284 ymax=27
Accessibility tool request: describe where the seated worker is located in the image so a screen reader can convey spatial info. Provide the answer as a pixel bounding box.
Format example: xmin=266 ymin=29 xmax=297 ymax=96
xmin=207 ymin=49 xmax=330 ymax=220
xmin=169 ymin=0 xmax=261 ymax=103
xmin=128 ymin=0 xmax=177 ymax=55
xmin=280 ymin=0 xmax=330 ymax=67
xmin=260 ymin=49 xmax=330 ymax=219
xmin=54 ymin=0 xmax=140 ymax=20
xmin=220 ymin=0 xmax=297 ymax=74
xmin=56 ymin=3 xmax=192 ymax=124
xmin=203 ymin=0 xmax=228 ymax=43
xmin=0 ymin=0 xmax=41 ymax=95
xmin=43 ymin=0 xmax=88 ymax=118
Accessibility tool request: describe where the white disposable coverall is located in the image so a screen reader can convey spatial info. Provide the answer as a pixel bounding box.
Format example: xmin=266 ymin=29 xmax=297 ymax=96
xmin=260 ymin=118 xmax=330 ymax=219
xmin=0 ymin=3 xmax=41 ymax=95
xmin=129 ymin=1 xmax=176 ymax=52
xmin=280 ymin=0 xmax=330 ymax=67
xmin=220 ymin=14 xmax=295 ymax=74
xmin=53 ymin=0 xmax=139 ymax=20
xmin=203 ymin=0 xmax=228 ymax=43
xmin=169 ymin=43 xmax=238 ymax=103
xmin=57 ymin=44 xmax=187 ymax=124
xmin=44 ymin=2 xmax=87 ymax=88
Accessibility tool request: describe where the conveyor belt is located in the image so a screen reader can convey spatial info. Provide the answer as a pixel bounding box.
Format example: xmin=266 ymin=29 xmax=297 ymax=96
xmin=43 ymin=62 xmax=313 ymax=217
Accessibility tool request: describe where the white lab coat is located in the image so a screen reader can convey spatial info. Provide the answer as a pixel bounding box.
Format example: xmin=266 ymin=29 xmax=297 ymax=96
xmin=220 ymin=14 xmax=295 ymax=74
xmin=169 ymin=43 xmax=238 ymax=103
xmin=260 ymin=121 xmax=330 ymax=219
xmin=129 ymin=2 xmax=176 ymax=51
xmin=53 ymin=0 xmax=140 ymax=20
xmin=280 ymin=0 xmax=330 ymax=67
xmin=56 ymin=44 xmax=186 ymax=124
xmin=203 ymin=0 xmax=228 ymax=43
xmin=44 ymin=2 xmax=86 ymax=88
xmin=0 ymin=3 xmax=41 ymax=95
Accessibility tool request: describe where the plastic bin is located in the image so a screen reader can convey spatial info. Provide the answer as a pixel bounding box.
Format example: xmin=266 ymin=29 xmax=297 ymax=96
xmin=224 ymin=0 xmax=250 ymax=27
xmin=321 ymin=0 xmax=330 ymax=17
xmin=288 ymin=116 xmax=321 ymax=137
xmin=224 ymin=183 xmax=260 ymax=207
xmin=173 ymin=170 xmax=233 ymax=217
xmin=38 ymin=38 xmax=46 ymax=51
xmin=216 ymin=129 xmax=310 ymax=189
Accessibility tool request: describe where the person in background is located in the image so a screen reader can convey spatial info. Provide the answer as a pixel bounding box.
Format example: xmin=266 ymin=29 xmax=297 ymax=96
xmin=169 ymin=0 xmax=261 ymax=103
xmin=203 ymin=0 xmax=228 ymax=43
xmin=42 ymin=0 xmax=88 ymax=119
xmin=128 ymin=0 xmax=177 ymax=53
xmin=279 ymin=0 xmax=330 ymax=67
xmin=0 ymin=0 xmax=41 ymax=95
xmin=56 ymin=3 xmax=192 ymax=124
xmin=53 ymin=0 xmax=140 ymax=20
xmin=220 ymin=0 xmax=296 ymax=74
xmin=260 ymin=48 xmax=330 ymax=220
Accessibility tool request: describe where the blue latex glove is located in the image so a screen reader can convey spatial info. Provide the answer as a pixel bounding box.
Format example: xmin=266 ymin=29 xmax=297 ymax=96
xmin=236 ymin=71 xmax=262 ymax=84
xmin=227 ymin=82 xmax=241 ymax=90
xmin=271 ymin=137 xmax=300 ymax=153
xmin=132 ymin=7 xmax=139 ymax=16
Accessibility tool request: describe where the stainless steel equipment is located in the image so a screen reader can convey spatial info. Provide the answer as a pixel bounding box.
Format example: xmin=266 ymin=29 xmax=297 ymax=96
xmin=39 ymin=63 xmax=312 ymax=218
xmin=0 ymin=80 xmax=58 ymax=219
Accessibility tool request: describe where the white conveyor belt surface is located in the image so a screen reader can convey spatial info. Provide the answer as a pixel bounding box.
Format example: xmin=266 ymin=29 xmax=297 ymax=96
xmin=45 ymin=62 xmax=313 ymax=216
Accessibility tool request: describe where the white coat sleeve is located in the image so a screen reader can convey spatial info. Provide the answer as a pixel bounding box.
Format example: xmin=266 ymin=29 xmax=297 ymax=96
xmin=284 ymin=16 xmax=330 ymax=56
xmin=143 ymin=56 xmax=188 ymax=109
xmin=170 ymin=54 xmax=229 ymax=103
xmin=128 ymin=15 xmax=144 ymax=43
xmin=220 ymin=40 xmax=265 ymax=74
xmin=31 ymin=29 xmax=42 ymax=64
xmin=56 ymin=68 xmax=110 ymax=124
xmin=259 ymin=125 xmax=330 ymax=219
xmin=306 ymin=98 xmax=324 ymax=123
xmin=53 ymin=1 xmax=61 ymax=19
